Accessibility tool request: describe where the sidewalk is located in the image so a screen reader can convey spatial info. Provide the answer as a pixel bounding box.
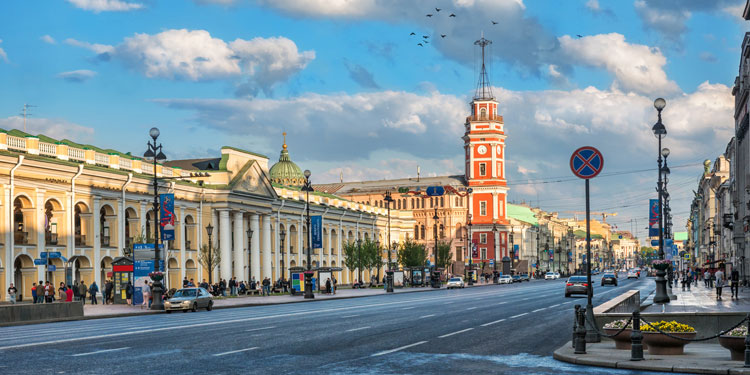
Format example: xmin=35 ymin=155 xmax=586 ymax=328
xmin=643 ymin=282 xmax=750 ymax=313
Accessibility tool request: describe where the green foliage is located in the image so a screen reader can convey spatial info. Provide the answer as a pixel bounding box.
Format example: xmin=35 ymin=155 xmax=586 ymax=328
xmin=436 ymin=240 xmax=453 ymax=270
xmin=122 ymin=227 xmax=152 ymax=257
xmin=398 ymin=239 xmax=427 ymax=268
xmin=343 ymin=238 xmax=381 ymax=282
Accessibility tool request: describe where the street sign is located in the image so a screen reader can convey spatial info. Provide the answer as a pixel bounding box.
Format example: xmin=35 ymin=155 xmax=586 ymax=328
xmin=48 ymin=265 xmax=56 ymax=272
xmin=426 ymin=186 xmax=445 ymax=196
xmin=489 ymin=259 xmax=494 ymax=265
xmin=34 ymin=259 xmax=46 ymax=266
xmin=40 ymin=251 xmax=62 ymax=259
xmin=569 ymin=146 xmax=604 ymax=179
xmin=651 ymin=240 xmax=659 ymax=246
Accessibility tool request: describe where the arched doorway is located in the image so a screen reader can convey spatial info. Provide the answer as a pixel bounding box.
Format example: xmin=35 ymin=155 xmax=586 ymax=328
xmin=168 ymin=258 xmax=179 ymax=290
xmin=13 ymin=254 xmax=34 ymax=301
xmin=101 ymin=257 xmax=113 ymax=284
xmin=70 ymin=255 xmax=92 ymax=285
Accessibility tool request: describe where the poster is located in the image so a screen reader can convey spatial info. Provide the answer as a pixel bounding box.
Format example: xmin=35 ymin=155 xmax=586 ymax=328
xmin=649 ymin=199 xmax=659 ymax=237
xmin=160 ymin=193 xmax=175 ymax=241
xmin=393 ymin=271 xmax=404 ymax=287
xmin=311 ymin=215 xmax=322 ymax=249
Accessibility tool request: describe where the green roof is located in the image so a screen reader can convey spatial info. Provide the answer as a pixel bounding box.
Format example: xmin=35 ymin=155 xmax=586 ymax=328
xmin=269 ymin=145 xmax=305 ymax=187
xmin=574 ymin=230 xmax=603 ymax=239
xmin=674 ymin=232 xmax=688 ymax=241
xmin=507 ymin=204 xmax=538 ymax=225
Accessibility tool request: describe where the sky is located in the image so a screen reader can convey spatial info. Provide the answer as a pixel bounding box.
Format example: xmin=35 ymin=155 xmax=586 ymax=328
xmin=0 ymin=0 xmax=747 ymax=243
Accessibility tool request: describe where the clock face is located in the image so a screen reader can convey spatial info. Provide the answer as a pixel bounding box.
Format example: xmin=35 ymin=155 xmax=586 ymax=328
xmin=477 ymin=145 xmax=487 ymax=155
xmin=496 ymin=145 xmax=501 ymax=154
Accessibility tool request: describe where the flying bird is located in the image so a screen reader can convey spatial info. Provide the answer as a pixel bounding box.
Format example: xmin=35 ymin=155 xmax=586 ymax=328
xmin=449 ymin=13 xmax=456 ymax=17
xmin=410 ymin=32 xmax=416 ymax=35
xmin=424 ymin=40 xmax=429 ymax=44
xmin=423 ymin=35 xmax=429 ymax=39
xmin=426 ymin=14 xmax=433 ymax=17
xmin=491 ymin=20 xmax=498 ymax=24
xmin=435 ymin=7 xmax=441 ymax=12
xmin=576 ymin=34 xmax=583 ymax=38
xmin=417 ymin=43 xmax=424 ymax=47
xmin=441 ymin=34 xmax=446 ymax=38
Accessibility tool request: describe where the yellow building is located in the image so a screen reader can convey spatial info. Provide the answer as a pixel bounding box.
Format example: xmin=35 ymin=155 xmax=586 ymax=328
xmin=0 ymin=129 xmax=412 ymax=301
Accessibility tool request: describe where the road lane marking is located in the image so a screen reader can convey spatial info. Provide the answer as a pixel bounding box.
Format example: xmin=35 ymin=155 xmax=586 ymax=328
xmin=438 ymin=328 xmax=474 ymax=338
xmin=341 ymin=315 xmax=360 ymax=318
xmin=401 ymin=307 xmax=415 ymax=310
xmin=465 ymin=307 xmax=478 ymax=311
xmin=346 ymin=326 xmax=371 ymax=332
xmin=371 ymin=341 xmax=427 ymax=357
xmin=480 ymin=319 xmax=506 ymax=327
xmin=532 ymin=308 xmax=546 ymax=313
xmin=493 ymin=302 xmax=507 ymax=306
xmin=213 ymin=347 xmax=259 ymax=357
xmin=550 ymin=303 xmax=561 ymax=308
xmin=520 ymin=298 xmax=531 ymax=301
xmin=418 ymin=314 xmax=436 ymax=319
xmin=510 ymin=313 xmax=528 ymax=319
xmin=246 ymin=326 xmax=276 ymax=332
xmin=71 ymin=347 xmax=130 ymax=357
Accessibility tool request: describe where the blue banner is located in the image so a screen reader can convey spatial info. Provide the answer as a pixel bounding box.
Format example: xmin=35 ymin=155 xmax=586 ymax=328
xmin=133 ymin=243 xmax=164 ymax=251
xmin=160 ymin=193 xmax=175 ymax=241
xmin=133 ymin=259 xmax=164 ymax=305
xmin=311 ymin=215 xmax=322 ymax=249
xmin=426 ymin=186 xmax=445 ymax=196
xmin=649 ymin=199 xmax=659 ymax=237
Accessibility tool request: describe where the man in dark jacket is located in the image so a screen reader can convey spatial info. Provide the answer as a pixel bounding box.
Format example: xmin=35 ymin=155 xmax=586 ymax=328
xmin=79 ymin=281 xmax=87 ymax=305
xmin=731 ymin=268 xmax=741 ymax=299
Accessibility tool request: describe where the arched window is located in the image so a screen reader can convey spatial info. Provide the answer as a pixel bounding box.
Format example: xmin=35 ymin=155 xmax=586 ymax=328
xmin=402 ymin=199 xmax=407 ymax=209
xmin=397 ymin=200 xmax=402 ymax=210
xmin=480 ymin=108 xmax=487 ymax=119
xmin=430 ymin=198 xmax=434 ymax=208
xmin=411 ymin=198 xmax=415 ymax=209
xmin=414 ymin=225 xmax=419 ymax=240
xmin=440 ymin=197 xmax=444 ymax=207
xmin=455 ymin=197 xmax=460 ymax=207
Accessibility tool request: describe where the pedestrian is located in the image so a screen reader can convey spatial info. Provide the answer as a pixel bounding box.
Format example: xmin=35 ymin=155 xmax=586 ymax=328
xmin=141 ymin=281 xmax=150 ymax=309
xmin=188 ymin=278 xmax=195 ymax=287
xmin=704 ymin=270 xmax=710 ymax=288
xmin=89 ymin=281 xmax=99 ymax=304
xmin=106 ymin=279 xmax=114 ymax=304
xmin=731 ymin=268 xmax=740 ymax=299
xmin=44 ymin=281 xmax=52 ymax=303
xmin=65 ymin=285 xmax=74 ymax=302
xmin=220 ymin=279 xmax=227 ymax=297
xmin=7 ymin=283 xmax=17 ymax=304
xmin=325 ymin=278 xmax=331 ymax=295
xmin=31 ymin=283 xmax=37 ymax=304
xmin=79 ymin=280 xmax=87 ymax=305
xmin=58 ymin=282 xmax=66 ymax=302
xmin=126 ymin=281 xmax=133 ymax=305
xmin=72 ymin=281 xmax=80 ymax=301
xmin=715 ymin=267 xmax=725 ymax=300
xmin=332 ymin=277 xmax=337 ymax=295
xmin=230 ymin=277 xmax=237 ymax=296
xmin=183 ymin=277 xmax=189 ymax=288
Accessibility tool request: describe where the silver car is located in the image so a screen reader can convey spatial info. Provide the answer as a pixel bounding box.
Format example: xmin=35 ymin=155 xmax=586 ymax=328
xmin=565 ymin=276 xmax=589 ymax=297
xmin=446 ymin=277 xmax=465 ymax=289
xmin=165 ymin=287 xmax=213 ymax=313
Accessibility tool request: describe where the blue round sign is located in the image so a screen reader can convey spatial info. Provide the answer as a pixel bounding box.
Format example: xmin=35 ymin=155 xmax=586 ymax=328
xmin=570 ymin=146 xmax=604 ymax=179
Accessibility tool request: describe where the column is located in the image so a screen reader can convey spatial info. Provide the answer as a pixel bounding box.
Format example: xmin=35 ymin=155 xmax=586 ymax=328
xmin=283 ymin=218 xmax=290 ymax=277
xmin=233 ymin=211 xmax=244 ymax=280
xmin=494 ymin=227 xmax=500 ymax=263
xmin=179 ymin=206 xmax=186 ymax=282
xmin=262 ymin=215 xmax=272 ymax=280
xmin=4 ymin=186 xmax=12 ymax=301
xmin=139 ymin=201 xmax=146 ymax=235
xmin=219 ymin=209 xmax=231 ymax=282
xmin=492 ymin=192 xmax=498 ymax=221
xmin=491 ymin=142 xmax=497 ymax=178
xmin=93 ymin=196 xmax=101 ymax=288
xmin=36 ymin=189 xmax=45 ymax=282
xmin=250 ymin=214 xmax=260 ymax=281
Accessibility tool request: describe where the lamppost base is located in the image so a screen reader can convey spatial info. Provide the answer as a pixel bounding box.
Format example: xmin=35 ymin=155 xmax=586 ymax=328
xmin=150 ymin=279 xmax=164 ymax=311
xmin=386 ymin=271 xmax=394 ymax=293
xmin=304 ymin=271 xmax=315 ymax=299
xmin=584 ymin=304 xmax=600 ymax=343
xmin=653 ymin=269 xmax=670 ymax=304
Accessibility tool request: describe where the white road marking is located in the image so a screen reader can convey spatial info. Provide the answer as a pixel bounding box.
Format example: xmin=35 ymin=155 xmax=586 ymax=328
xmin=438 ymin=328 xmax=474 ymax=338
xmin=401 ymin=307 xmax=415 ymax=310
xmin=510 ymin=313 xmax=529 ymax=319
xmin=418 ymin=314 xmax=436 ymax=319
xmin=562 ymin=301 xmax=572 ymax=304
xmin=213 ymin=347 xmax=259 ymax=357
xmin=246 ymin=326 xmax=276 ymax=332
xmin=465 ymin=307 xmax=478 ymax=311
xmin=550 ymin=303 xmax=561 ymax=308
xmin=532 ymin=308 xmax=546 ymax=313
xmin=494 ymin=302 xmax=507 ymax=306
xmin=342 ymin=315 xmax=360 ymax=318
xmin=71 ymin=347 xmax=130 ymax=357
xmin=345 ymin=326 xmax=371 ymax=332
xmin=371 ymin=341 xmax=427 ymax=357
xmin=480 ymin=319 xmax=506 ymax=327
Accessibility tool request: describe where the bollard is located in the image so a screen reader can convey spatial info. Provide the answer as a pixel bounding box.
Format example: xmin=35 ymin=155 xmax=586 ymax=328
xmin=745 ymin=313 xmax=750 ymax=368
xmin=630 ymin=310 xmax=644 ymax=361
xmin=572 ymin=305 xmax=580 ymax=348
xmin=574 ymin=307 xmax=587 ymax=354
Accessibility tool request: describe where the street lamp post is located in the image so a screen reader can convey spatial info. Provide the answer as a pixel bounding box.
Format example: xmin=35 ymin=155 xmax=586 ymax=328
xmin=280 ymin=227 xmax=286 ymax=282
xmin=357 ymin=238 xmax=363 ymax=286
xmin=384 ymin=190 xmax=394 ymax=292
xmin=301 ymin=169 xmax=315 ymax=299
xmin=545 ymin=239 xmax=550 ymax=272
xmin=143 ymin=127 xmax=167 ymax=311
xmin=247 ymin=228 xmax=253 ymax=283
xmin=492 ymin=224 xmax=498 ymax=280
xmin=206 ymin=223 xmax=214 ymax=286
xmin=467 ymin=214 xmax=473 ymax=286
xmin=432 ymin=207 xmax=440 ymax=288
xmin=652 ymin=97 xmax=670 ymax=304
xmin=509 ymin=228 xmax=515 ymax=271
xmin=536 ymin=228 xmax=540 ymax=278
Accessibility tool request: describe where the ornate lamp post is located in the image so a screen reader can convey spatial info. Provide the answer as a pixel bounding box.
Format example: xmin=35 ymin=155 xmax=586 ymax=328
xmin=301 ymin=169 xmax=315 ymax=299
xmin=247 ymin=227 xmax=253 ymax=282
xmin=492 ymin=224 xmax=498 ymax=278
xmin=143 ymin=127 xmax=167 ymax=311
xmin=432 ymin=207 xmax=440 ymax=288
xmin=509 ymin=228 xmax=515 ymax=270
xmin=535 ymin=227 xmax=540 ymax=278
xmin=384 ymin=190 xmax=394 ymax=292
xmin=280 ymin=227 xmax=286 ymax=281
xmin=467 ymin=213 xmax=473 ymax=286
xmin=206 ymin=223 xmax=214 ymax=286
xmin=652 ymin=97 xmax=670 ymax=304
xmin=545 ymin=238 xmax=550 ymax=272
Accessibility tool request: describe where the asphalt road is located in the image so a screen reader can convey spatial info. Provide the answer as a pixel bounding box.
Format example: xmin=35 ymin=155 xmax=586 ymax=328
xmin=0 ymin=275 xmax=672 ymax=375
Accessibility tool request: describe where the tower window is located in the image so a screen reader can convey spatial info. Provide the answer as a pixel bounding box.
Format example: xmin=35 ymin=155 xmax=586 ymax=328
xmin=480 ymin=108 xmax=487 ymax=119
xmin=480 ymin=201 xmax=487 ymax=216
xmin=479 ymin=163 xmax=486 ymax=176
xmin=481 ymin=248 xmax=487 ymax=260
xmin=480 ymin=233 xmax=487 ymax=244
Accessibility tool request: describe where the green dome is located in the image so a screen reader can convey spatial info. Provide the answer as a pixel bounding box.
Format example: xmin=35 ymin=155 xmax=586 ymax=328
xmin=269 ymin=134 xmax=305 ymax=187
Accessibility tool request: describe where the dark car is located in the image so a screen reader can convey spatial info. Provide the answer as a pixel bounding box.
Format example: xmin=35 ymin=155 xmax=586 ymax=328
xmin=512 ymin=275 xmax=521 ymax=283
xmin=601 ymin=273 xmax=618 ymax=286
xmin=565 ymin=276 xmax=589 ymax=297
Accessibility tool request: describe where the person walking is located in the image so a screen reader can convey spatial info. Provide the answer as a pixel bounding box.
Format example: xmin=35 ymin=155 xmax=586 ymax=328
xmin=731 ymin=268 xmax=740 ymax=299
xmin=715 ymin=268 xmax=725 ymax=300
xmin=106 ymin=279 xmax=114 ymax=304
xmin=7 ymin=283 xmax=17 ymax=304
xmin=704 ymin=270 xmax=710 ymax=288
xmin=89 ymin=281 xmax=99 ymax=304
xmin=141 ymin=282 xmax=151 ymax=309
xmin=79 ymin=281 xmax=87 ymax=305
xmin=31 ymin=283 xmax=37 ymax=304
xmin=230 ymin=277 xmax=237 ymax=296
xmin=332 ymin=277 xmax=337 ymax=295
xmin=126 ymin=281 xmax=133 ymax=305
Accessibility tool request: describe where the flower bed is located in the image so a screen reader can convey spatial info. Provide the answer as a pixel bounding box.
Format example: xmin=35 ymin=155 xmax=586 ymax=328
xmin=641 ymin=320 xmax=696 ymax=355
xmin=603 ymin=319 xmax=647 ymax=350
xmin=651 ymin=259 xmax=671 ymax=271
xmin=149 ymin=271 xmax=164 ymax=281
xmin=719 ymin=325 xmax=747 ymax=361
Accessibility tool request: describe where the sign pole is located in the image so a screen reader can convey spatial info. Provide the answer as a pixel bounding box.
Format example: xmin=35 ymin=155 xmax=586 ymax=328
xmin=584 ymin=179 xmax=600 ymax=342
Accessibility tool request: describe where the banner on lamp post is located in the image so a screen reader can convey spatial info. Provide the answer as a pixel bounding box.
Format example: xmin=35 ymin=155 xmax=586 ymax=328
xmin=311 ymin=215 xmax=322 ymax=249
xmin=648 ymin=199 xmax=659 ymax=237
xmin=160 ymin=193 xmax=175 ymax=241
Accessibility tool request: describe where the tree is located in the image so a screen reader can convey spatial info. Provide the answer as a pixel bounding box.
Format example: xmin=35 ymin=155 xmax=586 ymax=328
xmin=123 ymin=226 xmax=151 ymax=257
xmin=436 ymin=240 xmax=453 ymax=272
xmin=343 ymin=239 xmax=377 ymax=284
xmin=398 ymin=238 xmax=427 ymax=268
xmin=198 ymin=244 xmax=221 ymax=285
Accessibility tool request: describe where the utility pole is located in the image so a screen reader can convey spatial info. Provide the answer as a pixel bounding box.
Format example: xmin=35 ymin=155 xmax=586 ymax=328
xmin=20 ymin=104 xmax=36 ymax=132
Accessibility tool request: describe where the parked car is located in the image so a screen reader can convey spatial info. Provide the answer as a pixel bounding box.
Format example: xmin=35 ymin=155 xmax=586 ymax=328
xmin=498 ymin=275 xmax=513 ymax=284
xmin=627 ymin=270 xmax=639 ymax=279
xmin=565 ymin=276 xmax=589 ymax=297
xmin=601 ymin=273 xmax=618 ymax=286
xmin=446 ymin=277 xmax=465 ymax=289
xmin=519 ymin=274 xmax=530 ymax=282
xmin=165 ymin=287 xmax=213 ymax=313
xmin=512 ymin=275 xmax=521 ymax=283
xmin=545 ymin=272 xmax=556 ymax=280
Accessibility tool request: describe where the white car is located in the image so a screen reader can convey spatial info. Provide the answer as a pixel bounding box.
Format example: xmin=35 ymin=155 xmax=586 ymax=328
xmin=446 ymin=277 xmax=465 ymax=289
xmin=554 ymin=272 xmax=561 ymax=279
xmin=545 ymin=272 xmax=556 ymax=280
xmin=498 ymin=275 xmax=513 ymax=284
xmin=627 ymin=270 xmax=639 ymax=279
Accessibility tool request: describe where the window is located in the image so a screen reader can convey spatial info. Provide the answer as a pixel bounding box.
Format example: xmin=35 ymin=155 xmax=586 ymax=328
xmin=397 ymin=200 xmax=401 ymax=209
xmin=479 ymin=163 xmax=486 ymax=176
xmin=455 ymin=197 xmax=460 ymax=207
xmin=480 ymin=201 xmax=487 ymax=216
xmin=440 ymin=224 xmax=445 ymax=239
xmin=480 ymin=108 xmax=487 ymax=119
xmin=402 ymin=199 xmax=407 ymax=209
xmin=480 ymin=233 xmax=487 ymax=244
xmin=481 ymin=248 xmax=487 ymax=260
xmin=420 ymin=225 xmax=425 ymax=239
xmin=414 ymin=225 xmax=419 ymax=240
xmin=430 ymin=198 xmax=434 ymax=208
xmin=457 ymin=246 xmax=463 ymax=262
xmin=411 ymin=198 xmax=415 ymax=209
xmin=440 ymin=197 xmax=444 ymax=207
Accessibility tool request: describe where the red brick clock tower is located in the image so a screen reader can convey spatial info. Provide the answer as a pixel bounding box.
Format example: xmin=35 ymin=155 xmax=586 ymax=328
xmin=464 ymin=36 xmax=510 ymax=268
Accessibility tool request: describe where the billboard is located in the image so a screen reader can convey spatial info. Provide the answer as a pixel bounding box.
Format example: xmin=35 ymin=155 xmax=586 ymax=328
xmin=160 ymin=193 xmax=175 ymax=241
xmin=649 ymin=199 xmax=659 ymax=237
xmin=311 ymin=215 xmax=322 ymax=249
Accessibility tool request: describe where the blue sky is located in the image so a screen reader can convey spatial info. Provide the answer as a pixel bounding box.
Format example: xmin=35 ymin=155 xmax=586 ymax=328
xmin=0 ymin=0 xmax=747 ymax=241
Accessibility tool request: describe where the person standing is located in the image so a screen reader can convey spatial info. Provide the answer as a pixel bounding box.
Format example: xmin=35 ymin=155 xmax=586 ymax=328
xmin=731 ymin=268 xmax=740 ymax=299
xmin=65 ymin=285 xmax=73 ymax=302
xmin=715 ymin=267 xmax=725 ymax=300
xmin=141 ymin=282 xmax=150 ymax=309
xmin=126 ymin=281 xmax=133 ymax=305
xmin=183 ymin=277 xmax=189 ymax=288
xmin=325 ymin=278 xmax=332 ymax=295
xmin=229 ymin=277 xmax=237 ymax=296
xmin=79 ymin=281 xmax=87 ymax=305
xmin=58 ymin=283 xmax=66 ymax=302
xmin=89 ymin=281 xmax=99 ymax=304
xmin=31 ymin=283 xmax=37 ymax=304
xmin=7 ymin=283 xmax=17 ymax=304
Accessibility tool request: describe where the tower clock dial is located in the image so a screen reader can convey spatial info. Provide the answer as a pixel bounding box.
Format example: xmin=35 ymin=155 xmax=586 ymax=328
xmin=477 ymin=145 xmax=487 ymax=155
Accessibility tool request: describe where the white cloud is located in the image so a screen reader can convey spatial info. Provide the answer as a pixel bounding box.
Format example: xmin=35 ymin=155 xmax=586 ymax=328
xmin=67 ymin=29 xmax=314 ymax=96
xmin=585 ymin=0 xmax=601 ymax=12
xmin=57 ymin=69 xmax=98 ymax=82
xmin=559 ymin=33 xmax=680 ymax=96
xmin=0 ymin=116 xmax=95 ymax=141
xmin=0 ymin=39 xmax=7 ymax=63
xmin=40 ymin=35 xmax=56 ymax=44
xmin=634 ymin=0 xmax=742 ymax=43
xmin=67 ymin=0 xmax=143 ymax=13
